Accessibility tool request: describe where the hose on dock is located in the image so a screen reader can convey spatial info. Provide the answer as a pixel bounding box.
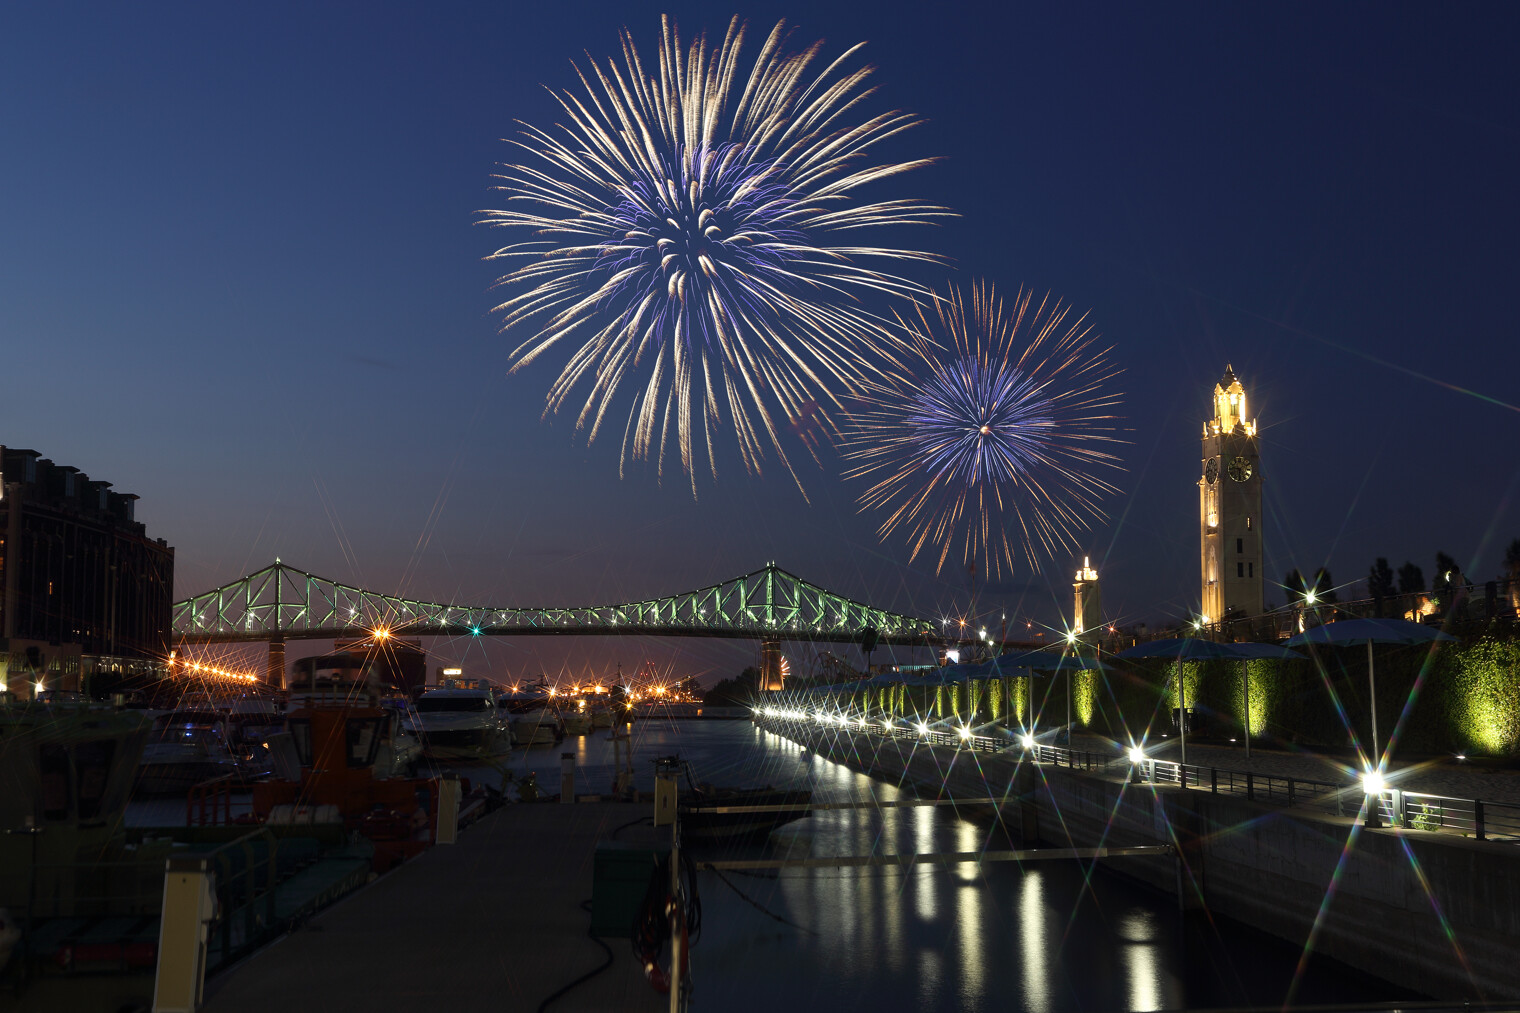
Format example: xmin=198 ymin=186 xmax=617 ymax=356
xmin=535 ymin=898 xmax=613 ymax=1013
xmin=633 ymin=850 xmax=702 ymax=994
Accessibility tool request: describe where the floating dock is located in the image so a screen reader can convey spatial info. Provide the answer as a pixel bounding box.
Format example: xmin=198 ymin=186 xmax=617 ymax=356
xmin=202 ymin=802 xmax=667 ymax=1013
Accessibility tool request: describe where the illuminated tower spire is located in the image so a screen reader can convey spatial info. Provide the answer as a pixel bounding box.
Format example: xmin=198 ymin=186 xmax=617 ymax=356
xmin=1073 ymin=556 xmax=1101 ymax=638
xmin=1199 ymin=365 xmax=1263 ymax=623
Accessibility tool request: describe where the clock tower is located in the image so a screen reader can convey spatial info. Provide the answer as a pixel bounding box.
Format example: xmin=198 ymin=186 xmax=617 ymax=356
xmin=1199 ymin=365 xmax=1262 ymax=622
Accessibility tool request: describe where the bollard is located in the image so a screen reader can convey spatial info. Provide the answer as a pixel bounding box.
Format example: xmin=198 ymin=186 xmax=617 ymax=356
xmin=436 ymin=775 xmax=461 ymax=845
xmin=654 ymin=758 xmax=679 ymax=826
xmin=561 ymin=752 xmax=576 ymax=804
xmin=152 ymin=857 xmax=217 ymax=1013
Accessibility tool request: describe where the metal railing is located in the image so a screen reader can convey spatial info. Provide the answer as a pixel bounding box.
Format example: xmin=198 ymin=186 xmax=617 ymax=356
xmin=1370 ymin=790 xmax=1520 ymax=840
xmin=187 ymin=773 xmax=253 ymax=826
xmin=203 ymin=827 xmax=282 ymax=969
xmin=758 ymin=713 xmax=1520 ymax=844
xmin=1138 ymin=759 xmax=1349 ymax=814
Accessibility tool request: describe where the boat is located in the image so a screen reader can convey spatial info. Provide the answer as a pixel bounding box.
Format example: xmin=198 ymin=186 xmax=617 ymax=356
xmin=250 ymin=662 xmax=491 ymax=871
xmin=134 ymin=709 xmax=244 ymax=794
xmin=562 ymin=698 xmax=594 ymax=736
xmin=223 ymin=694 xmax=285 ymax=753
xmin=410 ymin=686 xmax=513 ymax=759
xmin=0 ymin=697 xmax=181 ymax=998
xmin=375 ymin=693 xmax=424 ymax=776
xmin=498 ymin=690 xmax=564 ymax=746
xmin=658 ymin=756 xmax=812 ymax=841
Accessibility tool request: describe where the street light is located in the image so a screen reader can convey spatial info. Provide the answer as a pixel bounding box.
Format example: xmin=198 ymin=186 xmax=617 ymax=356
xmin=1362 ymin=768 xmax=1386 ymax=828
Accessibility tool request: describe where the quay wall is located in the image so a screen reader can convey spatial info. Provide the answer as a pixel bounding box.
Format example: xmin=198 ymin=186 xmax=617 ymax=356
xmin=768 ymin=719 xmax=1520 ymax=1000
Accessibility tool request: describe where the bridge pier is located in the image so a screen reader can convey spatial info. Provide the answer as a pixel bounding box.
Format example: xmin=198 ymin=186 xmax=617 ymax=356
xmin=266 ymin=636 xmax=285 ymax=688
xmin=760 ymin=639 xmax=784 ymax=691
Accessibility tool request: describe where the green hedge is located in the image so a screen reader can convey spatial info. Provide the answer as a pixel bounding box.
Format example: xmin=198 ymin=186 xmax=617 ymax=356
xmin=1060 ymin=637 xmax=1520 ymax=758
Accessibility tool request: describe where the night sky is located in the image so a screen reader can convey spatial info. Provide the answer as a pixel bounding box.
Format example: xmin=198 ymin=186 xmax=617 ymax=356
xmin=4 ymin=3 xmax=1517 ymax=684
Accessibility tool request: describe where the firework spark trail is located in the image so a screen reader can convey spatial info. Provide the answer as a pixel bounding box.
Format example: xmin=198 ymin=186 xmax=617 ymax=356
xmin=481 ymin=17 xmax=949 ymax=496
xmin=838 ymin=281 xmax=1125 ymax=576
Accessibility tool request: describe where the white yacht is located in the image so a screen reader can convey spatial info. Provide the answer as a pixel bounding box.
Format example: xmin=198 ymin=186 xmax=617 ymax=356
xmin=497 ymin=690 xmax=565 ymax=747
xmin=408 ymin=687 xmax=512 ymax=760
xmin=135 ymin=709 xmax=242 ymax=794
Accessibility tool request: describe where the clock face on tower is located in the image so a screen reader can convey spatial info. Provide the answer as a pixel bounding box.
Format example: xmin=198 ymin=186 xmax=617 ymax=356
xmin=1204 ymin=459 xmax=1219 ymax=484
xmin=1228 ymin=456 xmax=1254 ymax=482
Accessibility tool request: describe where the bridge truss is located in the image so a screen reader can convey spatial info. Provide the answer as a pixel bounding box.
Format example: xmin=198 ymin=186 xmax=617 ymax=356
xmin=172 ymin=562 xmax=937 ymax=646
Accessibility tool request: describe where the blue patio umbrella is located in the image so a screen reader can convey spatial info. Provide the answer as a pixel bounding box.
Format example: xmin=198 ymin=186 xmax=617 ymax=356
xmin=1286 ymin=618 xmax=1456 ymax=761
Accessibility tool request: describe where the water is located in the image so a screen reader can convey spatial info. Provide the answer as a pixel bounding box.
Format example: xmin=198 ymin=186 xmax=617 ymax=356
xmin=431 ymin=719 xmax=1421 ymax=1010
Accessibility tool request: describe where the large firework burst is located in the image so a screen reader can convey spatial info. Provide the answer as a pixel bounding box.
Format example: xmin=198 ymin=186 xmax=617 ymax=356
xmin=838 ymin=281 xmax=1125 ymax=576
xmin=480 ymin=16 xmax=946 ymax=495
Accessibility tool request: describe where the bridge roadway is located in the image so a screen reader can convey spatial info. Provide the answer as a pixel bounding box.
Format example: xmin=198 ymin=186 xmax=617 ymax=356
xmin=173 ymin=560 xmax=940 ymax=646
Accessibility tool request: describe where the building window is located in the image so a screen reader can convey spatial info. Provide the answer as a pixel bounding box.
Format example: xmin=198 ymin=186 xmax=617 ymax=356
xmin=1237 ymin=562 xmax=1244 ymax=578
xmin=1236 ymin=538 xmax=1243 ymax=554
xmin=1248 ymin=562 xmax=1253 ymax=577
xmin=1246 ymin=516 xmax=1252 ymax=530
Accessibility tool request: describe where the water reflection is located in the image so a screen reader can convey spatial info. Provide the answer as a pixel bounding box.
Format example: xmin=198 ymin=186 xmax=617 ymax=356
xmin=1121 ymin=910 xmax=1164 ymax=1012
xmin=1018 ymin=871 xmax=1050 ymax=1013
xmin=497 ymin=720 xmax=1414 ymax=1012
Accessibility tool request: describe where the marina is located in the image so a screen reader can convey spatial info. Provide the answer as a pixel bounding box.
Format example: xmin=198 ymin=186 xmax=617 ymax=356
xmin=194 ymin=721 xmax=1414 ymax=1011
xmin=6 ymin=5 xmax=1520 ymax=1009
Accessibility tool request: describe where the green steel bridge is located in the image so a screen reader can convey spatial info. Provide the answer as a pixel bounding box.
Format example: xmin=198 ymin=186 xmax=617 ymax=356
xmin=171 ymin=561 xmax=938 ymax=646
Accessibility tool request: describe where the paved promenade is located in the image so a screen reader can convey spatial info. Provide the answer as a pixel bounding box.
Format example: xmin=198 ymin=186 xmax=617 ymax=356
xmin=1069 ymin=732 xmax=1520 ymax=805
xmin=202 ymin=802 xmax=667 ymax=1013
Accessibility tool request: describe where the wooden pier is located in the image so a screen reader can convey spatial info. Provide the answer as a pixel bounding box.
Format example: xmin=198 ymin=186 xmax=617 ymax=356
xmin=201 ymin=803 xmax=666 ymax=1013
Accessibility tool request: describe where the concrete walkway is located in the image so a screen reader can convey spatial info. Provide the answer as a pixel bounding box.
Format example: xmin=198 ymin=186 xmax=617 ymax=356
xmin=1069 ymin=732 xmax=1520 ymax=805
xmin=202 ymin=803 xmax=667 ymax=1013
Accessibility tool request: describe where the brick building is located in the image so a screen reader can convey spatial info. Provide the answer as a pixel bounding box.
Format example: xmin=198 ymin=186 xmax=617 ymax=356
xmin=1 ymin=447 xmax=175 ymax=697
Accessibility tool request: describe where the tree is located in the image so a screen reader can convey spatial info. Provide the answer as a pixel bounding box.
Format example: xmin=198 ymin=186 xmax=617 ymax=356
xmin=1283 ymin=568 xmax=1307 ymax=603
xmin=703 ymin=667 xmax=759 ymax=706
xmin=858 ymin=626 xmax=880 ymax=672
xmin=1504 ymin=539 xmax=1520 ymax=581
xmin=1311 ymin=567 xmax=1338 ymax=603
xmin=1367 ymin=558 xmax=1396 ymax=611
xmin=1397 ymin=561 xmax=1425 ymax=595
xmin=1504 ymin=539 xmax=1520 ymax=611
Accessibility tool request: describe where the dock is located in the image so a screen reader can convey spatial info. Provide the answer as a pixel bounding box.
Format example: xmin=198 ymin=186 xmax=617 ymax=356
xmin=202 ymin=802 xmax=667 ymax=1013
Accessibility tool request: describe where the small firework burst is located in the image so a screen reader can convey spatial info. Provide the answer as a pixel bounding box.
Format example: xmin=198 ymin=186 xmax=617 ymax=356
xmin=839 ymin=281 xmax=1125 ymax=576
xmin=480 ymin=16 xmax=947 ymax=496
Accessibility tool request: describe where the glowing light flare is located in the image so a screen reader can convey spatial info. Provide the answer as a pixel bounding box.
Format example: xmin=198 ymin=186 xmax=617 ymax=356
xmin=480 ymin=16 xmax=948 ymax=496
xmin=838 ymin=281 xmax=1125 ymax=576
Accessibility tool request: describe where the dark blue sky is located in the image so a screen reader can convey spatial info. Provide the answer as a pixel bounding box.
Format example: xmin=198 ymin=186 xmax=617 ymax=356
xmin=4 ymin=3 xmax=1517 ymax=683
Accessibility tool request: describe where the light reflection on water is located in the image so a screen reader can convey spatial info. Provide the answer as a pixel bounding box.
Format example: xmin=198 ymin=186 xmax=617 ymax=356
xmin=482 ymin=719 xmax=1411 ymax=1012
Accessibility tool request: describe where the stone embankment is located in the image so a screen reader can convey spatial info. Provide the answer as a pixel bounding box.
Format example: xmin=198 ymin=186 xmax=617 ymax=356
xmin=760 ymin=717 xmax=1520 ymax=1000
